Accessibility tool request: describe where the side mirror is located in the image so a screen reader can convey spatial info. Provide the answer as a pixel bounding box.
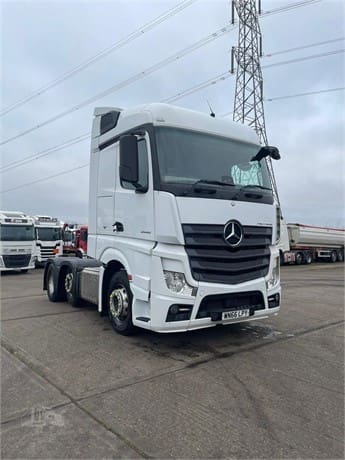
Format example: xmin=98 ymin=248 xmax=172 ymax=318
xmin=251 ymin=146 xmax=280 ymax=162
xmin=120 ymin=135 xmax=139 ymax=183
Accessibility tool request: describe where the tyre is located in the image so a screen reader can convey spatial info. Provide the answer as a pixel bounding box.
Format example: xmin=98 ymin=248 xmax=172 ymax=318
xmin=330 ymin=251 xmax=337 ymax=263
xmin=21 ymin=269 xmax=28 ymax=274
xmin=46 ymin=265 xmax=65 ymax=302
xmin=107 ymin=271 xmax=136 ymax=335
xmin=64 ymin=267 xmax=81 ymax=307
xmin=305 ymin=253 xmax=312 ymax=264
xmin=295 ymin=252 xmax=303 ymax=265
xmin=337 ymin=251 xmax=344 ymax=262
xmin=76 ymin=251 xmax=82 ymax=259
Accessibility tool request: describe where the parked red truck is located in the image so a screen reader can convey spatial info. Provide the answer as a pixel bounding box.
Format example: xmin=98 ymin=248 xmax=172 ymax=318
xmin=62 ymin=224 xmax=88 ymax=258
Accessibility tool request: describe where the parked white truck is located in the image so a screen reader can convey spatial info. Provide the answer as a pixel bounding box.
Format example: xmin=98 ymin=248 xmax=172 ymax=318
xmin=0 ymin=211 xmax=36 ymax=272
xmin=44 ymin=103 xmax=281 ymax=334
xmin=33 ymin=215 xmax=63 ymax=265
xmin=279 ymin=220 xmax=344 ymax=264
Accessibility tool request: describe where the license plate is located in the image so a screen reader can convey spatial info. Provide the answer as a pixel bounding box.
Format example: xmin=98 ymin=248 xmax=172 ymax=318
xmin=222 ymin=309 xmax=250 ymax=320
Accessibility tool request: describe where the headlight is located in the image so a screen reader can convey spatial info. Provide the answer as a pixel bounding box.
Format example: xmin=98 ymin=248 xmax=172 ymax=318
xmin=266 ymin=256 xmax=280 ymax=290
xmin=163 ymin=270 xmax=195 ymax=296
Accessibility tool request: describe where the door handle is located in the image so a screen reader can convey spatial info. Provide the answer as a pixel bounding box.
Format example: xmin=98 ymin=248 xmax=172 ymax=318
xmin=112 ymin=221 xmax=124 ymax=232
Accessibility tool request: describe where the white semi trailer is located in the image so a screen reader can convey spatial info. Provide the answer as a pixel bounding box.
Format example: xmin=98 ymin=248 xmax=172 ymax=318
xmin=33 ymin=215 xmax=63 ymax=265
xmin=44 ymin=103 xmax=281 ymax=335
xmin=279 ymin=220 xmax=344 ymax=264
xmin=0 ymin=211 xmax=36 ymax=272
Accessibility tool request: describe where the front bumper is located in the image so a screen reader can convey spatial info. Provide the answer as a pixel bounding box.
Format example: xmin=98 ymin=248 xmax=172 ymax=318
xmin=147 ymin=280 xmax=280 ymax=333
xmin=0 ymin=255 xmax=35 ymax=271
xmin=131 ymin=243 xmax=281 ymax=332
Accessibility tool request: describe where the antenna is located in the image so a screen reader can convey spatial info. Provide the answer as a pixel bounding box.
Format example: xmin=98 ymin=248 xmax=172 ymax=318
xmin=206 ymin=100 xmax=215 ymax=118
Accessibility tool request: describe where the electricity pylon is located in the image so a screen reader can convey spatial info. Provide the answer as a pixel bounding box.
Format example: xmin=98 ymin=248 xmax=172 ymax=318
xmin=231 ymin=0 xmax=279 ymax=204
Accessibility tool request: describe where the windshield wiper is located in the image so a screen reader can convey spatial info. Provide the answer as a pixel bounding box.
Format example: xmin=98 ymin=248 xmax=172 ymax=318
xmin=239 ymin=185 xmax=272 ymax=191
xmin=193 ymin=179 xmax=236 ymax=188
xmin=231 ymin=184 xmax=272 ymax=201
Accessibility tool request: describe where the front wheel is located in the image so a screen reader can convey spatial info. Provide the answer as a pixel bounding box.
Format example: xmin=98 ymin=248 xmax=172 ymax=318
xmin=330 ymin=251 xmax=337 ymax=263
xmin=107 ymin=271 xmax=136 ymax=335
xmin=21 ymin=269 xmax=28 ymax=274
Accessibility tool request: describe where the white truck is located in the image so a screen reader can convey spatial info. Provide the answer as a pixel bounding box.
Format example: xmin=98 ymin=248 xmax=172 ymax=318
xmin=0 ymin=211 xmax=36 ymax=272
xmin=279 ymin=220 xmax=344 ymax=264
xmin=33 ymin=215 xmax=63 ymax=266
xmin=44 ymin=103 xmax=281 ymax=334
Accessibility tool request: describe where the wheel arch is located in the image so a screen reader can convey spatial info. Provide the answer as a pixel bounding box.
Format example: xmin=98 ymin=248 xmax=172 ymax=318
xmin=99 ymin=249 xmax=132 ymax=315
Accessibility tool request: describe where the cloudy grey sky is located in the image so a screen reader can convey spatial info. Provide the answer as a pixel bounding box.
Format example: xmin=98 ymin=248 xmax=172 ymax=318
xmin=1 ymin=0 xmax=344 ymax=226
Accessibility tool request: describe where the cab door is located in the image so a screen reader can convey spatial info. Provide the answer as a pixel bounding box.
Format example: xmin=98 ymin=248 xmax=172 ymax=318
xmin=96 ymin=143 xmax=117 ymax=236
xmin=114 ymin=134 xmax=154 ymax=242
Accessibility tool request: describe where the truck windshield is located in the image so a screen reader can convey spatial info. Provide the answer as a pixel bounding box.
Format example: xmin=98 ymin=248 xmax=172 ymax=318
xmin=36 ymin=227 xmax=62 ymax=241
xmin=0 ymin=225 xmax=35 ymax=241
xmin=155 ymin=127 xmax=272 ymax=202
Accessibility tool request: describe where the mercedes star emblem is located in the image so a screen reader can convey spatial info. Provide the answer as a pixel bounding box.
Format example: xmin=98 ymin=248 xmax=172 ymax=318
xmin=223 ymin=220 xmax=243 ymax=247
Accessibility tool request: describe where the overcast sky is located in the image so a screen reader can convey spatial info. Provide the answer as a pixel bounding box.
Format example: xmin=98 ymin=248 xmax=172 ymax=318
xmin=1 ymin=0 xmax=344 ymax=227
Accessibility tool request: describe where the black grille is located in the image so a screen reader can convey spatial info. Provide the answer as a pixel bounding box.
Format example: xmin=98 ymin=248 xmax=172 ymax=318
xmin=197 ymin=291 xmax=265 ymax=320
xmin=3 ymin=254 xmax=31 ymax=268
xmin=183 ymin=223 xmax=272 ymax=284
xmin=39 ymin=246 xmax=56 ymax=259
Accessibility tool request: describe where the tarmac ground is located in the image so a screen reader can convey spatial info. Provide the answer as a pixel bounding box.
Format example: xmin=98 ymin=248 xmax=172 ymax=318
xmin=1 ymin=263 xmax=344 ymax=459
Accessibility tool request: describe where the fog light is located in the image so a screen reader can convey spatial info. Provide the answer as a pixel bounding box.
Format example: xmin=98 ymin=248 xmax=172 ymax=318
xmin=163 ymin=270 xmax=195 ymax=296
xmin=166 ymin=304 xmax=193 ymax=322
xmin=268 ymin=293 xmax=280 ymax=308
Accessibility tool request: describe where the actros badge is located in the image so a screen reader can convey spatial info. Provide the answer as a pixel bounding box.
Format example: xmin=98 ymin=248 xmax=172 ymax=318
xmin=223 ymin=220 xmax=243 ymax=247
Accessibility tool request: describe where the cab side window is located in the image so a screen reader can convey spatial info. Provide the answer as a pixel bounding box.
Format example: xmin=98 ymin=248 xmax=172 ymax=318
xmin=121 ymin=139 xmax=149 ymax=191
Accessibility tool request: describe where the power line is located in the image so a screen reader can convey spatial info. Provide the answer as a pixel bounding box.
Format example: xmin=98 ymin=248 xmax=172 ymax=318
xmin=0 ymin=0 xmax=320 ymax=119
xmin=0 ymin=133 xmax=90 ymax=172
xmin=221 ymin=87 xmax=345 ymax=116
xmin=263 ymin=0 xmax=322 ymax=16
xmin=0 ymin=0 xmax=325 ymax=147
xmin=2 ymin=46 xmax=343 ymax=173
xmin=265 ymin=37 xmax=344 ymax=57
xmin=1 ymin=164 xmax=90 ymax=194
xmin=0 ymin=24 xmax=236 ymax=147
xmin=263 ymin=48 xmax=345 ymax=69
xmin=265 ymin=87 xmax=345 ymax=102
xmin=166 ymin=49 xmax=345 ymax=102
xmin=0 ymin=0 xmax=198 ymax=118
xmin=1 ymin=86 xmax=342 ymax=194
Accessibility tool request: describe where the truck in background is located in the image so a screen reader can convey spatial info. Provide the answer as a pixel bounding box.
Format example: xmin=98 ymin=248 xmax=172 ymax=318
xmin=279 ymin=220 xmax=344 ymax=265
xmin=33 ymin=215 xmax=63 ymax=266
xmin=0 ymin=211 xmax=36 ymax=272
xmin=44 ymin=103 xmax=281 ymax=335
xmin=62 ymin=224 xmax=88 ymax=258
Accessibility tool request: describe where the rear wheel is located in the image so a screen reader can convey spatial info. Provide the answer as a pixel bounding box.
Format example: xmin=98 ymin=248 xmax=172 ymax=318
xmin=107 ymin=271 xmax=136 ymax=335
xmin=305 ymin=253 xmax=312 ymax=264
xmin=295 ymin=252 xmax=303 ymax=265
xmin=330 ymin=251 xmax=337 ymax=263
xmin=46 ymin=265 xmax=64 ymax=302
xmin=21 ymin=269 xmax=28 ymax=274
xmin=64 ymin=267 xmax=81 ymax=307
xmin=337 ymin=251 xmax=344 ymax=262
